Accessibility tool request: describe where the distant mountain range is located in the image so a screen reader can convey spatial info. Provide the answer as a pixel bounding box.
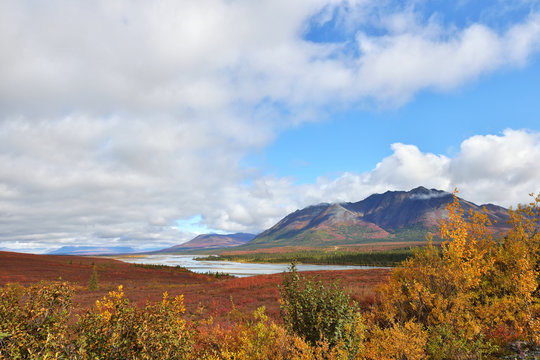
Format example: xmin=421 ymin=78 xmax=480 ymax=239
xmin=242 ymin=186 xmax=509 ymax=250
xmin=48 ymin=246 xmax=137 ymax=256
xmin=155 ymin=233 xmax=256 ymax=253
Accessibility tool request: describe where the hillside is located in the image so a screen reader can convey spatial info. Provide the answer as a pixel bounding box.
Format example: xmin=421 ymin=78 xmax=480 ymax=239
xmin=155 ymin=233 xmax=256 ymax=253
xmin=242 ymin=187 xmax=509 ymax=250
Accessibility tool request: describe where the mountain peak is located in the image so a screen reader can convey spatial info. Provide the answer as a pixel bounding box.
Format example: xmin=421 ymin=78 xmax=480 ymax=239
xmin=410 ymin=186 xmax=430 ymax=193
xmin=408 ymin=187 xmax=450 ymax=200
xmin=246 ymin=187 xmax=509 ymax=249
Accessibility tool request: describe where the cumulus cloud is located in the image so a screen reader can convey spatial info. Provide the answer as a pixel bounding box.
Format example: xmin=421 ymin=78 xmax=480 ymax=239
xmin=298 ymin=129 xmax=540 ymax=209
xmin=0 ymin=1 xmax=540 ymax=252
xmin=449 ymin=130 xmax=540 ymax=205
xmin=353 ymin=13 xmax=540 ymax=103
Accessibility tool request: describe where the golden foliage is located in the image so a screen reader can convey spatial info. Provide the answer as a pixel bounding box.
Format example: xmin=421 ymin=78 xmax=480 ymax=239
xmin=74 ymin=285 xmax=192 ymax=359
xmin=377 ymin=191 xmax=540 ymax=359
xmin=0 ymin=281 xmax=74 ymax=359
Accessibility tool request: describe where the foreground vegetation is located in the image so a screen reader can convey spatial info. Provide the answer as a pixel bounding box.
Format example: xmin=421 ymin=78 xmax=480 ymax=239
xmin=196 ymin=248 xmax=414 ymax=266
xmin=1 ymin=192 xmax=538 ymax=359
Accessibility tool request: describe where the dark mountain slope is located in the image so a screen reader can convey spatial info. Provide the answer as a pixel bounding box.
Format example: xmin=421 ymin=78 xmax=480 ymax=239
xmin=245 ymin=187 xmax=509 ymax=249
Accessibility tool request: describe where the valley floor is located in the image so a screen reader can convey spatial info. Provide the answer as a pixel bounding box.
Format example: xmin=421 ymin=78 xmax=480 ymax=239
xmin=0 ymin=251 xmax=389 ymax=323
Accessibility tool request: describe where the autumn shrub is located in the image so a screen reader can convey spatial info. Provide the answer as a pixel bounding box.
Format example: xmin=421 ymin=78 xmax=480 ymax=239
xmin=73 ymin=285 xmax=192 ymax=359
xmin=280 ymin=262 xmax=364 ymax=358
xmin=491 ymin=194 xmax=540 ymax=343
xmin=0 ymin=281 xmax=74 ymax=359
xmin=425 ymin=324 xmax=496 ymax=360
xmin=376 ymin=191 xmax=540 ymax=359
xmin=362 ymin=320 xmax=427 ymax=360
xmin=192 ymin=305 xmax=367 ymax=360
xmin=192 ymin=306 xmax=298 ymax=360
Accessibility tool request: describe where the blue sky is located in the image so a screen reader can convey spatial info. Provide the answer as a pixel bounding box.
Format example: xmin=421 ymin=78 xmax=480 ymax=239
xmin=251 ymin=0 xmax=540 ymax=184
xmin=256 ymin=54 xmax=540 ymax=183
xmin=0 ymin=0 xmax=539 ymax=252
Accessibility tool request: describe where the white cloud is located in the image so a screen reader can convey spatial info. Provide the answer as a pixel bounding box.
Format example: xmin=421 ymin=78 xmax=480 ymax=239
xmin=0 ymin=1 xmax=540 ymax=252
xmin=449 ymin=129 xmax=540 ymax=205
xmin=353 ymin=13 xmax=540 ymax=104
xmin=297 ymin=129 xmax=540 ymax=209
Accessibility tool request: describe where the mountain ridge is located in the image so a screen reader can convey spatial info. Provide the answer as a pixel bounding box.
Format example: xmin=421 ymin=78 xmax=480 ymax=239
xmin=243 ymin=186 xmax=509 ymax=249
xmin=151 ymin=187 xmax=510 ymax=254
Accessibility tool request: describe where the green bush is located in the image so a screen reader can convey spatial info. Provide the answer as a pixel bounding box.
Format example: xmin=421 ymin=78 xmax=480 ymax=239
xmin=280 ymin=262 xmax=363 ymax=354
xmin=88 ymin=266 xmax=99 ymax=290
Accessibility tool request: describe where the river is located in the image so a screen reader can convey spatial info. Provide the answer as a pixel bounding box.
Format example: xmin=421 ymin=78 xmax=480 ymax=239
xmin=113 ymin=254 xmax=383 ymax=277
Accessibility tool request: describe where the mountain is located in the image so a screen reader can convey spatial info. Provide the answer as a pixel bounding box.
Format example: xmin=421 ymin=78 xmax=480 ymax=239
xmin=156 ymin=233 xmax=256 ymax=253
xmin=48 ymin=246 xmax=137 ymax=255
xmin=245 ymin=187 xmax=509 ymax=249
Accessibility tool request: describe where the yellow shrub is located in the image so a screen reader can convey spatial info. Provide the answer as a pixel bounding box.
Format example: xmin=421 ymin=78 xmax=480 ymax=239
xmin=376 ymin=191 xmax=540 ymax=359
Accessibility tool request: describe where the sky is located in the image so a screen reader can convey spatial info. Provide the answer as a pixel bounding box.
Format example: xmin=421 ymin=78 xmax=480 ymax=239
xmin=0 ymin=0 xmax=539 ymax=253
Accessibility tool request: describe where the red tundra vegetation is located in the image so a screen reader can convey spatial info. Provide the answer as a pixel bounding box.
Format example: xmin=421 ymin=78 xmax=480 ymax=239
xmin=0 ymin=250 xmax=388 ymax=323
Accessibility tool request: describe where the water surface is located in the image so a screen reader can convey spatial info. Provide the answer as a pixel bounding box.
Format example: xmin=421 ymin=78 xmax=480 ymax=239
xmin=114 ymin=254 xmax=382 ymax=277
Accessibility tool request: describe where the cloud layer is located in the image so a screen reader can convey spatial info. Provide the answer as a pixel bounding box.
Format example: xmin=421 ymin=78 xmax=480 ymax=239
xmin=1 ymin=1 xmax=540 ymax=251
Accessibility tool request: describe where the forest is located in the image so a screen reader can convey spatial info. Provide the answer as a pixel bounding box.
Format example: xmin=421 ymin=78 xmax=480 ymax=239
xmin=196 ymin=248 xmax=415 ymax=267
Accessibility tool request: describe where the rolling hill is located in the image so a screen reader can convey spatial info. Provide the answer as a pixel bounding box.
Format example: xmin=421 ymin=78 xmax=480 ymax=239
xmin=155 ymin=233 xmax=256 ymax=253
